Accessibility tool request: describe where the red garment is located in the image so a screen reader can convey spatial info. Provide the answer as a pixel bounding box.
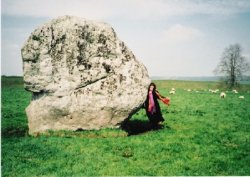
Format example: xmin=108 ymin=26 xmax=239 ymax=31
xmin=160 ymin=97 xmax=170 ymax=105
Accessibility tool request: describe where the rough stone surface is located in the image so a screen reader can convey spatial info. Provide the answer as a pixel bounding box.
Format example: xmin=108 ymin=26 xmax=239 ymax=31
xmin=21 ymin=16 xmax=150 ymax=134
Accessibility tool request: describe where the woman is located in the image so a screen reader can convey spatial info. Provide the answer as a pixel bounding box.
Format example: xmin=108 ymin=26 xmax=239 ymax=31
xmin=145 ymin=83 xmax=170 ymax=126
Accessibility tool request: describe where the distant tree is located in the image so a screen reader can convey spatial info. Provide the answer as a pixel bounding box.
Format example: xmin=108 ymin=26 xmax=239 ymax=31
xmin=214 ymin=44 xmax=250 ymax=88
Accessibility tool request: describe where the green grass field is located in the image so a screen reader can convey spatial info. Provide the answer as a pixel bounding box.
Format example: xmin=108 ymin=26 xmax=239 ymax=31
xmin=1 ymin=76 xmax=250 ymax=176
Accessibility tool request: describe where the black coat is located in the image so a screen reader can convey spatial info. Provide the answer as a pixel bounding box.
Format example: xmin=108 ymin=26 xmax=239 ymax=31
xmin=144 ymin=90 xmax=164 ymax=124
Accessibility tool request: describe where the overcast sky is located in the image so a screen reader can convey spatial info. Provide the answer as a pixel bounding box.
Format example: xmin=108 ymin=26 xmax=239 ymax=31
xmin=2 ymin=0 xmax=250 ymax=77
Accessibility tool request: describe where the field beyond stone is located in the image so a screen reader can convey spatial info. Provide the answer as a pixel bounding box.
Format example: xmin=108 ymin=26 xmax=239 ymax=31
xmin=1 ymin=77 xmax=250 ymax=176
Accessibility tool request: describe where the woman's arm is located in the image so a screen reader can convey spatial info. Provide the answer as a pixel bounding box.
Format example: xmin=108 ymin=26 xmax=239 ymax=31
xmin=155 ymin=90 xmax=170 ymax=105
xmin=155 ymin=90 xmax=165 ymax=99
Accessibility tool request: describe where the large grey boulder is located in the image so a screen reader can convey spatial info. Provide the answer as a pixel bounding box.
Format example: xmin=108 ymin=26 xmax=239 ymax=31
xmin=21 ymin=16 xmax=150 ymax=134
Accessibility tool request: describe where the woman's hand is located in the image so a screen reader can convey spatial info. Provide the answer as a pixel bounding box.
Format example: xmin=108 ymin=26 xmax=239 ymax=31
xmin=162 ymin=97 xmax=170 ymax=105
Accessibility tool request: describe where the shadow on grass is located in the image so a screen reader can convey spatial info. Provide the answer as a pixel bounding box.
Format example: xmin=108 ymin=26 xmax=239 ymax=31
xmin=121 ymin=119 xmax=171 ymax=136
xmin=1 ymin=121 xmax=171 ymax=138
xmin=2 ymin=127 xmax=28 ymax=138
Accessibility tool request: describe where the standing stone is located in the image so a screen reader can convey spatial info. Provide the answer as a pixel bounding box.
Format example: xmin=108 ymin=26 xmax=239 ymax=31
xmin=21 ymin=16 xmax=150 ymax=134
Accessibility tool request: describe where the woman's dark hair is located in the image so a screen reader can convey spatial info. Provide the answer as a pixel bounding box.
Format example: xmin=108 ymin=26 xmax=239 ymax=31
xmin=147 ymin=82 xmax=156 ymax=92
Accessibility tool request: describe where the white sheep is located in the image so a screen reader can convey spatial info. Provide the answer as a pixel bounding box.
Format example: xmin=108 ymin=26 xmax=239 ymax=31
xmin=239 ymin=96 xmax=245 ymax=99
xmin=169 ymin=90 xmax=175 ymax=94
xmin=171 ymin=88 xmax=176 ymax=91
xmin=220 ymin=92 xmax=226 ymax=98
xmin=232 ymin=89 xmax=238 ymax=94
xmin=209 ymin=89 xmax=219 ymax=93
xmin=211 ymin=90 xmax=218 ymax=94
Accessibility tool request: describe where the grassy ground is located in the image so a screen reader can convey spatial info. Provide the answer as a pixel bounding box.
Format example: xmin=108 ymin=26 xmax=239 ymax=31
xmin=1 ymin=76 xmax=250 ymax=176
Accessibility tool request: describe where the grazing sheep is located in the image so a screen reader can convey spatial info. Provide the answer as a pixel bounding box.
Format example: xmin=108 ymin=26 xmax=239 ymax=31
xmin=220 ymin=92 xmax=226 ymax=98
xmin=171 ymin=88 xmax=176 ymax=91
xmin=187 ymin=89 xmax=191 ymax=92
xmin=239 ymin=96 xmax=245 ymax=99
xmin=209 ymin=89 xmax=219 ymax=93
xmin=211 ymin=90 xmax=218 ymax=93
xmin=169 ymin=90 xmax=175 ymax=94
xmin=232 ymin=89 xmax=238 ymax=94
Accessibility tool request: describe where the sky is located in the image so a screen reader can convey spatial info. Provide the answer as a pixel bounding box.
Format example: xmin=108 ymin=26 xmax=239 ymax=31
xmin=1 ymin=0 xmax=250 ymax=77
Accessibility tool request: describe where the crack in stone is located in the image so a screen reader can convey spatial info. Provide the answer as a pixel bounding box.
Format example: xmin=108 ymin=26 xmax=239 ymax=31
xmin=75 ymin=74 xmax=111 ymax=90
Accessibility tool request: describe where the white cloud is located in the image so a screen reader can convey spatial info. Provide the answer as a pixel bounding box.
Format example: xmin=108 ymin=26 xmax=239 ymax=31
xmin=2 ymin=0 xmax=250 ymax=77
xmin=243 ymin=53 xmax=250 ymax=59
xmin=163 ymin=24 xmax=203 ymax=44
xmin=2 ymin=0 xmax=250 ymax=20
